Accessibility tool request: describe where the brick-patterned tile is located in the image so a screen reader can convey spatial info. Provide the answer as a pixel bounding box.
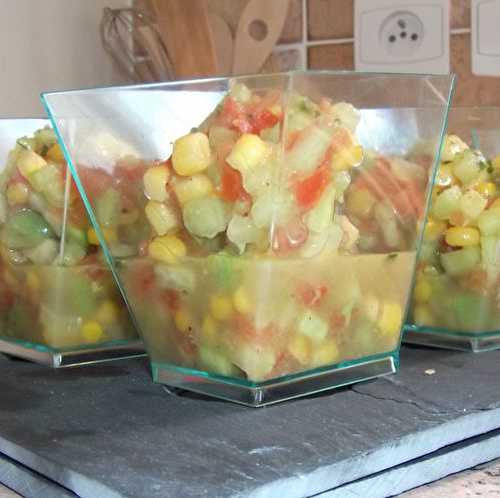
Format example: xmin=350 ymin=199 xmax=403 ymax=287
xmin=308 ymin=0 xmax=354 ymax=40
xmin=262 ymin=49 xmax=303 ymax=73
xmin=451 ymin=34 xmax=500 ymax=106
xmin=308 ymin=43 xmax=354 ymax=70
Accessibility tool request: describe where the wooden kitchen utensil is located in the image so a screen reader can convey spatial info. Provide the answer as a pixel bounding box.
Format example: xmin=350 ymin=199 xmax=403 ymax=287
xmin=232 ymin=0 xmax=290 ymax=75
xmin=152 ymin=0 xmax=218 ymax=78
xmin=208 ymin=13 xmax=233 ymax=76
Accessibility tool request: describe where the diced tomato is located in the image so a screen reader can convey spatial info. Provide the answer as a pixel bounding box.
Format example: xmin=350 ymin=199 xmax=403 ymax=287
xmin=297 ymin=283 xmax=328 ymax=308
xmin=461 ymin=269 xmax=488 ymax=294
xmin=9 ymin=169 xmax=29 ymax=186
xmin=130 ymin=264 xmax=156 ymax=294
xmin=250 ymin=109 xmax=280 ymax=134
xmin=272 ymin=219 xmax=309 ymax=254
xmin=330 ymin=310 xmax=346 ymax=331
xmin=330 ymin=128 xmax=352 ymax=153
xmin=68 ymin=199 xmax=89 ymax=229
xmin=293 ymin=165 xmax=331 ymax=211
xmin=160 ymin=289 xmax=180 ymax=312
xmin=220 ymin=162 xmax=250 ymax=203
xmin=115 ymin=163 xmax=148 ymax=183
xmin=219 ymin=97 xmax=248 ymax=131
xmin=0 ymin=288 xmax=14 ymax=311
xmin=286 ymin=131 xmax=301 ymax=151
xmin=354 ymin=158 xmax=424 ymax=219
xmin=78 ymin=168 xmax=113 ymax=197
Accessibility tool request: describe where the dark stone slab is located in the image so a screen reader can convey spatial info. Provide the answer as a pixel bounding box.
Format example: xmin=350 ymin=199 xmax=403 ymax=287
xmin=0 ymin=347 xmax=499 ymax=498
xmin=0 ymin=452 xmax=76 ymax=498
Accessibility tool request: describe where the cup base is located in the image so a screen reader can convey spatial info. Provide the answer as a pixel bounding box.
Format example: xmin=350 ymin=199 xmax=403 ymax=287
xmin=152 ymin=353 xmax=398 ymax=407
xmin=404 ymin=325 xmax=500 ymax=352
xmin=0 ymin=337 xmax=145 ymax=367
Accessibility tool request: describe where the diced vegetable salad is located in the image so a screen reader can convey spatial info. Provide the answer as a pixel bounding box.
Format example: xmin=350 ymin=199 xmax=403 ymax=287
xmin=0 ymin=127 xmax=135 ymax=349
xmin=74 ymin=84 xmax=430 ymax=381
xmin=410 ymin=134 xmax=500 ymax=332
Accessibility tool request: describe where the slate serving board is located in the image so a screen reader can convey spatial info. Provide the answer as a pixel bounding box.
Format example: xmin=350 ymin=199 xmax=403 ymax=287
xmin=0 ymin=347 xmax=499 ymax=498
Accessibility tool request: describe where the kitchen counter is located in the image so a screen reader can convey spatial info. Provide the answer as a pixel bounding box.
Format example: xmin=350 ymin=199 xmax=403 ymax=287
xmin=1 ymin=346 xmax=500 ymax=498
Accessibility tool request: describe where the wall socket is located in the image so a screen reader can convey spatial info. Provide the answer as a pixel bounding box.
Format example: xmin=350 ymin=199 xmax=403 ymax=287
xmin=354 ymin=0 xmax=450 ymax=74
xmin=472 ymin=0 xmax=500 ymax=76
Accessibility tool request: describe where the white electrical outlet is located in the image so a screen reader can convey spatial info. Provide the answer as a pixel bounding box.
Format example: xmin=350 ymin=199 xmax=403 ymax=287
xmin=354 ymin=0 xmax=450 ymax=74
xmin=472 ymin=0 xmax=500 ymax=76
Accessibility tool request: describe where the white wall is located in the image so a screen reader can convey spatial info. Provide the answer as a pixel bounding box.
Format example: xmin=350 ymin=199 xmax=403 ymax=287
xmin=0 ymin=0 xmax=130 ymax=117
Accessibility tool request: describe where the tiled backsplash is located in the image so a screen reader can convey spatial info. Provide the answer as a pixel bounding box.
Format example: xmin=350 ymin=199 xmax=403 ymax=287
xmin=134 ymin=0 xmax=499 ymax=105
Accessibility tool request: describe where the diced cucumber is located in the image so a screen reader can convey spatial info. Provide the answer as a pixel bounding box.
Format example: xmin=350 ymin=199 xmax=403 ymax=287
xmin=304 ymin=184 xmax=335 ymax=233
xmin=453 ymin=292 xmax=490 ymax=331
xmin=208 ymin=252 xmax=239 ymax=291
xmin=198 ymin=347 xmax=238 ymax=377
xmin=29 ymin=164 xmax=65 ymax=208
xmin=183 ymin=197 xmax=228 ymax=239
xmin=260 ymin=123 xmax=281 ymax=143
xmin=61 ymin=240 xmax=87 ymax=266
xmin=231 ymin=345 xmax=275 ymax=381
xmin=34 ymin=127 xmax=57 ymax=149
xmin=452 ymin=150 xmax=481 ymax=185
xmin=208 ymin=126 xmax=237 ymax=149
xmin=24 ymin=239 xmax=58 ymax=264
xmin=432 ymin=186 xmax=462 ymax=220
xmin=66 ymin=225 xmax=88 ymax=248
xmin=154 ymin=264 xmax=196 ymax=293
xmin=460 ymin=190 xmax=487 ymax=220
xmin=285 ymin=126 xmax=332 ymax=174
xmin=227 ymin=214 xmax=261 ymax=254
xmin=3 ymin=209 xmax=55 ymax=249
xmin=478 ymin=207 xmax=500 ymax=236
xmin=440 ymin=246 xmax=481 ymax=276
xmin=96 ymin=188 xmax=121 ymax=228
xmin=297 ymin=310 xmax=329 ymax=343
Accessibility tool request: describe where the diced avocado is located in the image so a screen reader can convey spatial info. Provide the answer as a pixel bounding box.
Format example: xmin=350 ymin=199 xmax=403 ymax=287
xmin=440 ymin=247 xmax=481 ymax=276
xmin=3 ymin=209 xmax=55 ymax=249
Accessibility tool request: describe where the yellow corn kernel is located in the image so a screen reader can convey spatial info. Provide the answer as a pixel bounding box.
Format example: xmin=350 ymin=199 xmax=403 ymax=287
xmin=413 ymin=306 xmax=435 ymax=327
xmin=96 ymin=300 xmax=119 ymax=326
xmin=17 ymin=149 xmax=47 ymax=179
xmin=148 ymin=235 xmax=186 ymax=264
xmin=6 ymin=183 xmax=29 ymax=206
xmin=143 ymin=165 xmax=170 ymax=202
xmin=331 ymin=145 xmax=363 ymax=171
xmin=378 ymin=301 xmax=403 ymax=337
xmin=475 ymin=182 xmax=497 ymax=199
xmin=120 ymin=208 xmax=139 ymax=225
xmin=445 ymin=227 xmax=480 ymax=247
xmin=423 ymin=218 xmax=447 ymax=242
xmin=81 ymin=320 xmax=104 ymax=344
xmin=226 ymin=133 xmax=270 ymax=173
xmin=311 ymin=340 xmax=340 ymax=367
xmin=26 ymin=270 xmax=40 ymax=293
xmin=288 ymin=335 xmax=311 ymax=365
xmin=172 ymin=132 xmax=212 ymax=176
xmin=362 ymin=294 xmax=380 ymax=323
xmin=269 ymin=104 xmax=282 ymax=117
xmin=233 ymin=286 xmax=252 ymax=314
xmin=174 ymin=308 xmax=193 ymax=334
xmin=414 ymin=279 xmax=432 ymax=304
xmin=87 ymin=227 xmax=117 ymax=245
xmin=210 ymin=294 xmax=233 ymax=321
xmin=490 ymin=198 xmax=500 ymax=210
xmin=172 ymin=174 xmax=213 ymax=205
xmin=346 ymin=188 xmax=376 ymax=220
xmin=46 ymin=143 xmax=65 ymax=163
xmin=201 ymin=315 xmax=218 ymax=344
xmin=492 ymin=155 xmax=500 ymax=170
xmin=145 ymin=201 xmax=178 ymax=236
